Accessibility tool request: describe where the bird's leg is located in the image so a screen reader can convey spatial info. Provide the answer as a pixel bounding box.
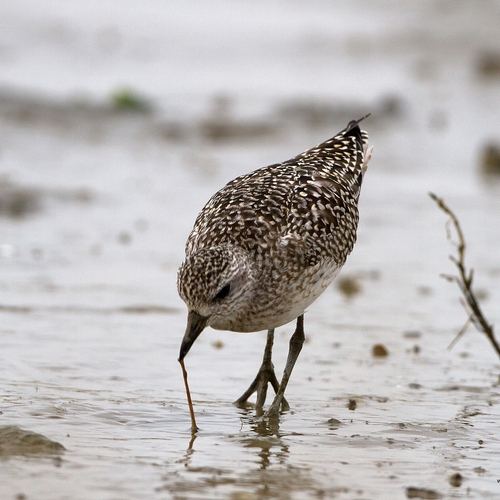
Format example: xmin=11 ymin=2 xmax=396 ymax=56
xmin=235 ymin=328 xmax=289 ymax=410
xmin=265 ymin=315 xmax=305 ymax=417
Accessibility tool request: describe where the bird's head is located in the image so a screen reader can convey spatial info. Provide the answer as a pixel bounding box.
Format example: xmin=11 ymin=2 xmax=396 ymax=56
xmin=177 ymin=246 xmax=254 ymax=360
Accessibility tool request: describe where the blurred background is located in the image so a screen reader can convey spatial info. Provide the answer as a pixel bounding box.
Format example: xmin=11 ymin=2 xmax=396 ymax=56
xmin=1 ymin=0 xmax=499 ymax=311
xmin=1 ymin=1 xmax=500 ymax=499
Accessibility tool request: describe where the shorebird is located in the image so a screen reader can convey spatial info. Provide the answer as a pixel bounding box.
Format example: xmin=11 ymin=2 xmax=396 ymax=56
xmin=178 ymin=116 xmax=372 ymax=417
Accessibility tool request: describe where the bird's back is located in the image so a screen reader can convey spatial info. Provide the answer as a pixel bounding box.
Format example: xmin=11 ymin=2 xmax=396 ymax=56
xmin=185 ymin=119 xmax=370 ymax=270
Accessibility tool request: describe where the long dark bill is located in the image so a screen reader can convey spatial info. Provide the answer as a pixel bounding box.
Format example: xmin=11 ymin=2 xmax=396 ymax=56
xmin=178 ymin=311 xmax=208 ymax=361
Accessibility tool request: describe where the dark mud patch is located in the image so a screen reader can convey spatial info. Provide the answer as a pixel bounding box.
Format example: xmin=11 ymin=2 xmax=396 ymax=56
xmin=0 ymin=178 xmax=93 ymax=219
xmin=275 ymin=94 xmax=404 ymax=130
xmin=406 ymin=486 xmax=442 ymax=499
xmin=0 ymin=426 xmax=65 ymax=457
xmin=0 ymin=87 xmax=403 ymax=148
xmin=0 ymin=87 xmax=151 ymax=128
xmin=0 ymin=179 xmax=41 ymax=219
xmin=0 ymin=304 xmax=179 ymax=315
xmin=198 ymin=117 xmax=278 ymax=143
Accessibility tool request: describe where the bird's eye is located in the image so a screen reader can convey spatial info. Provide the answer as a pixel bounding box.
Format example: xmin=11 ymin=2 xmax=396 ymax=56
xmin=214 ymin=284 xmax=231 ymax=300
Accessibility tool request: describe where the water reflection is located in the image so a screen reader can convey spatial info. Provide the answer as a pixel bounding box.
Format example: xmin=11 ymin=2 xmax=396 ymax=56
xmin=178 ymin=432 xmax=196 ymax=469
xmin=169 ymin=408 xmax=319 ymax=499
xmin=237 ymin=408 xmax=289 ymax=470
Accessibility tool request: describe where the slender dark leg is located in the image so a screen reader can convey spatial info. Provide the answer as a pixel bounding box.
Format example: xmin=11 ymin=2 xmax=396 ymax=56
xmin=265 ymin=315 xmax=305 ymax=417
xmin=235 ymin=328 xmax=289 ymax=410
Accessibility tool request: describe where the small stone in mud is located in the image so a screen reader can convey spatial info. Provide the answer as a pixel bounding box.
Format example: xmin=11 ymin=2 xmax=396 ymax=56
xmin=476 ymin=51 xmax=500 ymax=78
xmin=327 ymin=418 xmax=341 ymax=429
xmin=406 ymin=487 xmax=443 ymax=499
xmin=448 ymin=473 xmax=463 ymax=487
xmin=408 ymin=383 xmax=422 ymax=390
xmin=0 ymin=180 xmax=41 ymax=218
xmin=211 ymin=339 xmax=224 ymax=350
xmin=347 ymin=399 xmax=357 ymax=411
xmin=336 ymin=275 xmax=362 ymax=298
xmin=372 ymin=343 xmax=389 ymax=357
xmin=480 ymin=144 xmax=500 ymax=175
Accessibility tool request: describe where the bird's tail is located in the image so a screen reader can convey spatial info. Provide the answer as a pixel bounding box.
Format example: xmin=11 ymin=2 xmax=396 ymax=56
xmin=343 ymin=113 xmax=371 ymax=136
xmin=342 ymin=114 xmax=372 ymax=175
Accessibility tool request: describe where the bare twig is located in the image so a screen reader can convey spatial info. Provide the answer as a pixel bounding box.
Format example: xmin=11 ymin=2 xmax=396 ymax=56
xmin=179 ymin=358 xmax=199 ymax=433
xmin=429 ymin=192 xmax=500 ymax=358
xmin=448 ymin=316 xmax=471 ymax=351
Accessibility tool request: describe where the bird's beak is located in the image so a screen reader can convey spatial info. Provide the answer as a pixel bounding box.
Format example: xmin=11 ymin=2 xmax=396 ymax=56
xmin=178 ymin=311 xmax=208 ymax=361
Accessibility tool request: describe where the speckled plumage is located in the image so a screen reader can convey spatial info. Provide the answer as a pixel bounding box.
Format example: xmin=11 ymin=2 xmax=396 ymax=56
xmin=177 ymin=117 xmax=371 ymax=336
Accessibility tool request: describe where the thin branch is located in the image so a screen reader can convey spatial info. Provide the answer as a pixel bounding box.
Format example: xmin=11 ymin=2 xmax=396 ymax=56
xmin=448 ymin=317 xmax=471 ymax=351
xmin=429 ymin=192 xmax=500 ymax=359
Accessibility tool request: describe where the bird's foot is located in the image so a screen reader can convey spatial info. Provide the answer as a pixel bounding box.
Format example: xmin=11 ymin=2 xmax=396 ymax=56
xmin=264 ymin=393 xmax=288 ymax=418
xmin=234 ymin=363 xmax=289 ymax=411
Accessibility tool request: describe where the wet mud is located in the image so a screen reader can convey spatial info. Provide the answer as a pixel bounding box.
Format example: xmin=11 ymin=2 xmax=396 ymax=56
xmin=0 ymin=426 xmax=65 ymax=457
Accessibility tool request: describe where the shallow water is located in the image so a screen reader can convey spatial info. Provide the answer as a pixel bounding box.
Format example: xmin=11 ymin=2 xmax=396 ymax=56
xmin=1 ymin=1 xmax=500 ymax=499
